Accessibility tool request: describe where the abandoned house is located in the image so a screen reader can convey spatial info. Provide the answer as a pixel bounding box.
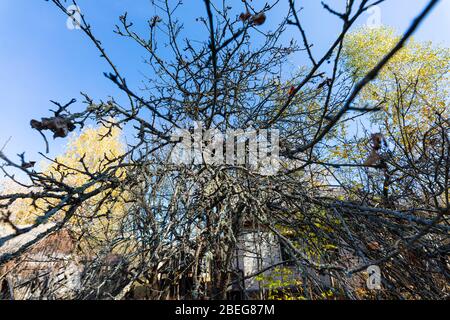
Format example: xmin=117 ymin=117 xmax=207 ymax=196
xmin=1 ymin=222 xmax=333 ymax=300
xmin=0 ymin=223 xmax=128 ymax=300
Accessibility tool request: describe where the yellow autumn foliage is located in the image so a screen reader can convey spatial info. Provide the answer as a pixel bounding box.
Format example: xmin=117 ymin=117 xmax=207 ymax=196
xmin=3 ymin=124 xmax=128 ymax=245
xmin=343 ymin=26 xmax=450 ymax=140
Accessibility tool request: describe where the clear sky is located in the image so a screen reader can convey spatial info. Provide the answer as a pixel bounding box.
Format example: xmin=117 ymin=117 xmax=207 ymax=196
xmin=0 ymin=0 xmax=449 ymax=165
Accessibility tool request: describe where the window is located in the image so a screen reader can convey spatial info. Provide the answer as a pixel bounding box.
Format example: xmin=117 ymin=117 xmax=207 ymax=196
xmin=279 ymin=241 xmax=296 ymax=266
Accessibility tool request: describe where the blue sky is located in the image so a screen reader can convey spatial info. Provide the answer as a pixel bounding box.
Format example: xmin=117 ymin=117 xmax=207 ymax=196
xmin=0 ymin=0 xmax=449 ymax=166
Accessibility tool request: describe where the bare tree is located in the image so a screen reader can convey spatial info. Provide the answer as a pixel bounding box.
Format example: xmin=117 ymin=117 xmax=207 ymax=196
xmin=1 ymin=0 xmax=447 ymax=300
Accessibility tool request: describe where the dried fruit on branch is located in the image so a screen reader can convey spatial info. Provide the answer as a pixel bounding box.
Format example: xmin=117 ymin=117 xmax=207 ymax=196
xmin=288 ymin=86 xmax=296 ymax=96
xmin=364 ymin=133 xmax=386 ymax=167
xmin=251 ymin=13 xmax=266 ymax=26
xmin=371 ymin=133 xmax=385 ymax=150
xmin=364 ymin=149 xmax=382 ymax=167
xmin=30 ymin=117 xmax=76 ymax=139
xmin=239 ymin=12 xmax=251 ymax=22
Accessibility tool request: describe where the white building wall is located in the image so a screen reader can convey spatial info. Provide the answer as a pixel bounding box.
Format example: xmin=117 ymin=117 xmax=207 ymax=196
xmin=233 ymin=230 xmax=332 ymax=295
xmin=235 ymin=230 xmax=282 ymax=291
